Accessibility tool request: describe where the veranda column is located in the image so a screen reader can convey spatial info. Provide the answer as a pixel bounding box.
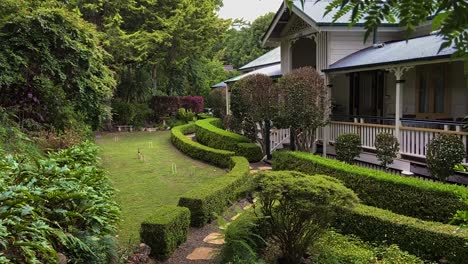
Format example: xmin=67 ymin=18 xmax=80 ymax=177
xmin=323 ymin=76 xmax=332 ymax=158
xmin=387 ymin=66 xmax=413 ymax=155
xmin=225 ymin=85 xmax=230 ymax=115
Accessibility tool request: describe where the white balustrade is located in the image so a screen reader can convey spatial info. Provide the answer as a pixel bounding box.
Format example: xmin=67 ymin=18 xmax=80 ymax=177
xmin=270 ymin=128 xmax=290 ymax=152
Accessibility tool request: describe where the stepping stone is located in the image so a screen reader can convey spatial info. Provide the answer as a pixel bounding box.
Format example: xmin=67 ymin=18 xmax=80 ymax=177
xmin=257 ymin=166 xmax=272 ymax=171
xmin=231 ymin=213 xmax=241 ymax=221
xmin=203 ymin=232 xmax=225 ymax=245
xmin=250 ymin=170 xmax=259 ymax=174
xmin=186 ymin=247 xmax=216 ymax=260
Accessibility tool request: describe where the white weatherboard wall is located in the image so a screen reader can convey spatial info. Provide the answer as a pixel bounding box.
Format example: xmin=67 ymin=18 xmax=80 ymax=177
xmin=328 ymin=32 xmax=400 ymax=65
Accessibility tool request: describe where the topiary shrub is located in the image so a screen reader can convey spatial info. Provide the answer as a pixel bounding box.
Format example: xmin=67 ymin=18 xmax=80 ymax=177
xmin=375 ymin=132 xmax=399 ymax=168
xmin=335 ymin=133 xmax=361 ymax=164
xmin=140 ymin=206 xmax=190 ymax=260
xmin=255 ymin=171 xmax=359 ymax=264
xmin=426 ymin=134 xmax=465 ymax=181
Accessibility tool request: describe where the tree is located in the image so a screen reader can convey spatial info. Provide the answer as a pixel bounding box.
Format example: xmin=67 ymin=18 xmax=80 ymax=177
xmin=276 ymin=67 xmax=331 ymax=152
xmin=0 ymin=1 xmax=115 ymax=131
xmin=375 ymin=132 xmax=400 ymax=168
xmin=231 ymin=74 xmax=279 ymax=157
xmin=68 ymin=0 xmax=229 ymax=98
xmin=221 ymin=13 xmax=275 ymax=68
xmin=426 ymin=134 xmax=465 ymax=181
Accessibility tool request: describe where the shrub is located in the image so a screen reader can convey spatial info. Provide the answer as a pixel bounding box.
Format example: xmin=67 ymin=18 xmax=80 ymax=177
xmin=255 ymin=171 xmax=358 ymax=264
xmin=33 ymin=125 xmax=92 ymax=152
xmin=311 ymin=231 xmax=424 ymax=264
xmin=0 ymin=141 xmax=120 ymax=263
xmin=334 ymin=204 xmax=468 ymax=263
xmin=150 ymin=96 xmax=204 ymax=120
xmin=195 ymin=118 xmax=263 ymax=162
xmin=178 ymin=156 xmax=251 ymax=227
xmin=111 ymin=100 xmax=152 ymax=127
xmin=426 ymin=134 xmax=466 ymax=180
xmin=335 ymin=133 xmax=361 ymax=163
xmin=180 ymin=96 xmax=204 ymax=114
xmin=219 ymin=211 xmax=264 ymax=264
xmin=272 ymin=151 xmax=468 ymax=223
xmin=276 ymin=67 xmax=330 ymax=152
xmin=176 ymin=108 xmax=196 ymax=123
xmin=207 ymin=88 xmax=226 ymax=118
xmin=140 ymin=206 xmax=190 ymax=260
xmin=171 ymin=123 xmax=235 ymax=168
xmin=375 ymin=132 xmax=399 ymax=168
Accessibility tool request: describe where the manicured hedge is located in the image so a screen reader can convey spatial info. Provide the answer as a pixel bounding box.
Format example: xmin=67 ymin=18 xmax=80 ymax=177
xmin=171 ymin=123 xmax=234 ymax=168
xmin=140 ymin=206 xmax=190 ymax=260
xmin=333 ymin=204 xmax=468 ymax=263
xmin=272 ymin=151 xmax=468 ymax=223
xmin=178 ymin=156 xmax=251 ymax=227
xmin=195 ymin=118 xmax=263 ymax=162
xmin=311 ymin=231 xmax=423 ymax=264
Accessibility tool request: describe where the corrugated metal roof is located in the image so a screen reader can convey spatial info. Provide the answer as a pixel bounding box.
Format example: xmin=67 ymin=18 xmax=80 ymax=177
xmin=225 ymin=63 xmax=282 ymax=83
xmin=325 ymin=34 xmax=457 ymax=73
xmin=211 ymin=81 xmax=227 ymax=88
xmin=239 ymin=47 xmax=281 ymax=71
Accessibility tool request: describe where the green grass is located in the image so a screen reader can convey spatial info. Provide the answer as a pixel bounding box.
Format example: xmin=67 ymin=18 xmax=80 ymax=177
xmin=97 ymin=131 xmax=226 ymax=244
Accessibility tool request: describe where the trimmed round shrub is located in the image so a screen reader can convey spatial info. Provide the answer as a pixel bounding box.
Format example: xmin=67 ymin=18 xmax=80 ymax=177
xmin=335 ymin=133 xmax=361 ymax=164
xmin=255 ymin=171 xmax=359 ymax=264
xmin=426 ymin=134 xmax=466 ymax=181
xmin=375 ymin=132 xmax=399 ymax=168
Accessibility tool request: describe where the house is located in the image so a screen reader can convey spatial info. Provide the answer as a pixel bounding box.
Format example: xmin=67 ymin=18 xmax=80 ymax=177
xmin=212 ymin=47 xmax=282 ymax=114
xmin=262 ymin=0 xmax=467 ymax=171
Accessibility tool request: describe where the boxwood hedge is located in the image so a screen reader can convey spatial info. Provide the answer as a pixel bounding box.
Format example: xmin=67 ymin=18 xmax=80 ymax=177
xmin=272 ymin=151 xmax=468 ymax=223
xmin=178 ymin=156 xmax=251 ymax=227
xmin=195 ymin=118 xmax=263 ymax=162
xmin=140 ymin=206 xmax=190 ymax=260
xmin=333 ymin=204 xmax=468 ymax=263
xmin=171 ymin=123 xmax=234 ymax=168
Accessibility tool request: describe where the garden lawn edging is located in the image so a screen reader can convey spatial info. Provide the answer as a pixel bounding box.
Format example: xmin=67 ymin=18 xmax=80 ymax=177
xmin=334 ymin=204 xmax=468 ymax=263
xmin=195 ymin=118 xmax=263 ymax=162
xmin=178 ymin=156 xmax=251 ymax=227
xmin=140 ymin=206 xmax=190 ymax=260
xmin=171 ymin=123 xmax=234 ymax=168
xmin=272 ymin=151 xmax=468 ymax=223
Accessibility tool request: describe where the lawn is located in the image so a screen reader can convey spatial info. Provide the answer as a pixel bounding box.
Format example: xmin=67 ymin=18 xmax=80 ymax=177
xmin=97 ymin=131 xmax=226 ymax=245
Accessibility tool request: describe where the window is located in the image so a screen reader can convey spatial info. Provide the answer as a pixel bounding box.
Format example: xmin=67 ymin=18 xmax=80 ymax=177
xmin=416 ymin=64 xmax=449 ymax=119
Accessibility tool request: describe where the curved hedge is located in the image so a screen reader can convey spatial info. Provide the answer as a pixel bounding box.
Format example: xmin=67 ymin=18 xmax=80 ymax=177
xmin=178 ymin=156 xmax=251 ymax=227
xmin=272 ymin=151 xmax=468 ymax=223
xmin=334 ymin=204 xmax=468 ymax=263
xmin=195 ymin=118 xmax=263 ymax=162
xmin=171 ymin=123 xmax=234 ymax=168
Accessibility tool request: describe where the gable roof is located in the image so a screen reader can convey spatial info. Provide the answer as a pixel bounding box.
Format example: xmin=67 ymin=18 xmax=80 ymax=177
xmin=324 ymin=34 xmax=458 ymax=73
xmin=225 ymin=63 xmax=282 ymax=83
xmin=262 ymin=0 xmax=398 ymax=45
xmin=238 ymin=47 xmax=281 ymax=71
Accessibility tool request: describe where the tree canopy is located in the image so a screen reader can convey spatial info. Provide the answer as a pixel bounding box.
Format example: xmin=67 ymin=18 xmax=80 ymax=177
xmin=0 ymin=0 xmax=115 ymax=130
xmin=221 ymin=13 xmax=275 ymax=69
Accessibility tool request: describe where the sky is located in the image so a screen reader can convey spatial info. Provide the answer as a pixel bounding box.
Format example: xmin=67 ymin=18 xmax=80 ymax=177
xmin=219 ymin=0 xmax=283 ymax=22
